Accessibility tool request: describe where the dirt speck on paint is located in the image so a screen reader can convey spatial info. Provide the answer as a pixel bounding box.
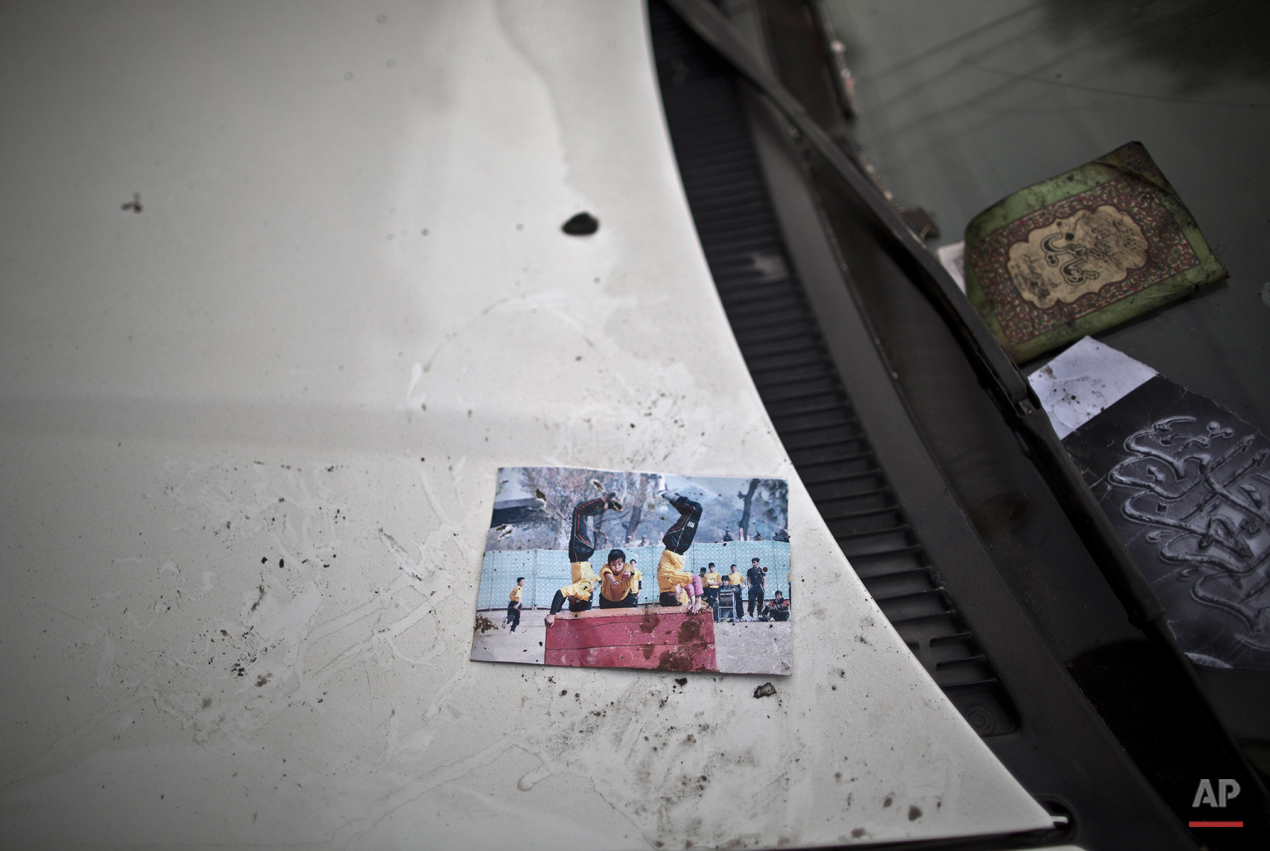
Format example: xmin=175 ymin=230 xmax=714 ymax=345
xmin=561 ymin=211 xmax=599 ymax=235
xmin=657 ymin=648 xmax=695 ymax=672
xmin=851 ymin=828 xmax=865 ymax=838
xmin=639 ymin=609 xmax=660 ymax=634
xmin=908 ymin=805 xmax=922 ymax=821
xmin=474 ymin=615 xmax=497 ymax=633
xmin=753 ymin=682 xmax=776 ymax=698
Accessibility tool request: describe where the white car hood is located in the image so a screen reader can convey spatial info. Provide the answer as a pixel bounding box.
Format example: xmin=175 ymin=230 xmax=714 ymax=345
xmin=0 ymin=1 xmax=1053 ymax=847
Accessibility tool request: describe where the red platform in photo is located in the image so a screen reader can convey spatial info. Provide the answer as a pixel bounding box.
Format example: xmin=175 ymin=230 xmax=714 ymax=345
xmin=544 ymin=606 xmax=717 ymax=672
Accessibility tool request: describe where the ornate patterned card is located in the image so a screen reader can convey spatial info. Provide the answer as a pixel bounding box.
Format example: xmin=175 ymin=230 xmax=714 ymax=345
xmin=964 ymin=142 xmax=1226 ymax=362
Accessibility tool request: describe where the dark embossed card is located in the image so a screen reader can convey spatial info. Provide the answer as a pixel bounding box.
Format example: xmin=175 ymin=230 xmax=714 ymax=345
xmin=1065 ymin=375 xmax=1270 ymax=669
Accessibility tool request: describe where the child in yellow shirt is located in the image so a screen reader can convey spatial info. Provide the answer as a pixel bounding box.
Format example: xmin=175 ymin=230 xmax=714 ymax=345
xmin=546 ymin=494 xmax=619 ymax=626
xmin=599 ymin=549 xmax=639 ymax=608
xmin=629 ymin=558 xmax=642 ymax=602
xmin=656 ymin=493 xmax=705 ymax=613
xmin=506 ymin=577 xmax=525 ymax=632
xmin=727 ymin=565 xmax=744 ymax=622
xmin=704 ymin=563 xmax=722 ymax=622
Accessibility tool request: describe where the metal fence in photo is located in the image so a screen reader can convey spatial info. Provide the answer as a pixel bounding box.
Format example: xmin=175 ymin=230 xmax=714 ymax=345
xmin=476 ymin=541 xmax=791 ymax=611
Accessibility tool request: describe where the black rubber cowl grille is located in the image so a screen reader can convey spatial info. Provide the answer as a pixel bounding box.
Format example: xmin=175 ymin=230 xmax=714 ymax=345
xmin=649 ymin=0 xmax=1015 ymax=735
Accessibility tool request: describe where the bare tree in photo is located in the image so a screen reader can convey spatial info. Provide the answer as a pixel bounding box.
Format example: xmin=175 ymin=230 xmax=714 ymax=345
xmin=504 ymin=470 xmax=788 ymax=553
xmin=737 ymin=478 xmax=759 ymax=538
xmin=752 ymin=478 xmax=789 ymax=539
xmin=520 ymin=467 xmax=595 ymax=549
xmin=624 ymin=501 xmax=643 ymax=543
xmin=518 ymin=468 xmax=654 ymax=551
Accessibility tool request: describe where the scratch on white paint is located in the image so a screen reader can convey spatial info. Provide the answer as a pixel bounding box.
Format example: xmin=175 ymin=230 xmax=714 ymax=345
xmin=420 ymin=668 xmax=469 ymax=722
xmin=382 ymin=614 xmax=443 ymax=667
xmin=451 ymin=456 xmax=467 ymax=509
xmin=330 ymin=739 xmax=515 ymax=847
xmin=95 ymin=633 xmax=115 ymax=687
xmin=405 ymin=361 xmax=426 ymax=410
xmin=293 ymin=523 xmax=455 ymax=702
xmin=574 ymin=771 xmax=654 ymax=846
xmin=70 ymin=461 xmax=373 ymax=744
xmin=393 ymin=727 xmax=438 ymax=762
xmin=516 ymin=759 xmax=555 ymax=791
xmin=485 ymin=291 xmax=597 ymax=349
xmin=307 ymin=593 xmax=391 ymax=644
xmin=418 ymin=470 xmax=453 ymax=527
xmin=248 ymin=579 xmax=323 ymax=649
xmin=1 ymin=699 xmax=124 ymax=789
xmin=376 ymin=708 xmax=401 ymax=769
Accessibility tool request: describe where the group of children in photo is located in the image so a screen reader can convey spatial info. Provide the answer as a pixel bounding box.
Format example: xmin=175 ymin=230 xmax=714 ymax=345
xmin=698 ymin=561 xmax=789 ymax=623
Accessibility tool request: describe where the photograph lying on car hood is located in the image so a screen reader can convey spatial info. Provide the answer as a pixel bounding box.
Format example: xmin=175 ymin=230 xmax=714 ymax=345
xmin=472 ymin=465 xmax=792 ymax=674
xmin=4 ymin=0 xmax=1269 ymax=848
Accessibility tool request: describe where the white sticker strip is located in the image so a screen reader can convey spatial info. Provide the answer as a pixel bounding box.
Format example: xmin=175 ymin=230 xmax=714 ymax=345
xmin=936 ymin=240 xmax=966 ymax=293
xmin=1028 ymin=337 xmax=1158 ymax=440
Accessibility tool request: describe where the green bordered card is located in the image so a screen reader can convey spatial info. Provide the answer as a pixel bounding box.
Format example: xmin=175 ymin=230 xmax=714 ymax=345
xmin=963 ymin=142 xmax=1226 ymax=363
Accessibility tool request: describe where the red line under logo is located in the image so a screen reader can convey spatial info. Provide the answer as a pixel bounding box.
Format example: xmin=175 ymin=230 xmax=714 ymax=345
xmin=1188 ymin=821 xmax=1243 ymax=828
